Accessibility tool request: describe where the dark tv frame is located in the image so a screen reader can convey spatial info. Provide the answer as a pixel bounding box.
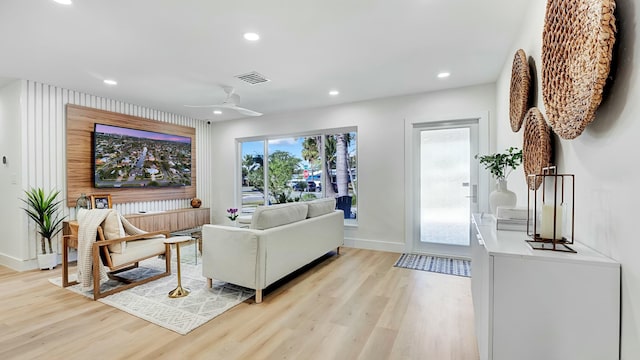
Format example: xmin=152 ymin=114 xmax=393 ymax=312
xmin=93 ymin=123 xmax=192 ymax=189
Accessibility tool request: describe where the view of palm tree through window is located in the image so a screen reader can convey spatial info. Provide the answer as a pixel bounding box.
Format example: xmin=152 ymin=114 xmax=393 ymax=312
xmin=240 ymin=130 xmax=357 ymax=224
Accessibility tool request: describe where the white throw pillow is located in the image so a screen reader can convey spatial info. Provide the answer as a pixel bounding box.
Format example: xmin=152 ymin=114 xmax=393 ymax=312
xmin=306 ymin=197 xmax=336 ymax=218
xmin=102 ymin=211 xmax=127 ymax=253
xmin=251 ymin=202 xmax=308 ymax=230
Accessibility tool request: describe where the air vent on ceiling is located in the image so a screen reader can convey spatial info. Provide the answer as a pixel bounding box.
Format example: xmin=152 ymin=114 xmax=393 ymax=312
xmin=235 ymin=71 xmax=271 ymax=85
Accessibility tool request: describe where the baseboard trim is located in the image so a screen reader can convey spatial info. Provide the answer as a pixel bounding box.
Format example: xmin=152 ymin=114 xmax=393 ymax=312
xmin=0 ymin=252 xmax=68 ymax=272
xmin=0 ymin=253 xmax=37 ymax=271
xmin=343 ymin=237 xmax=405 ymax=253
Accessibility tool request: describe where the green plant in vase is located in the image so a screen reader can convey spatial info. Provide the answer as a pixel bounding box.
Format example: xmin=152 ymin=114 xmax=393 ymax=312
xmin=227 ymin=208 xmax=239 ymax=224
xmin=475 ymin=147 xmax=523 ymax=214
xmin=22 ymin=188 xmax=67 ymax=269
xmin=475 ymin=147 xmax=523 ymax=181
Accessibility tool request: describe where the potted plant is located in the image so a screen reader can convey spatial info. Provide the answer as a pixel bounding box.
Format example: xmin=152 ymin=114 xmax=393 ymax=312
xmin=22 ymin=188 xmax=67 ymax=270
xmin=227 ymin=208 xmax=239 ymax=226
xmin=475 ymin=147 xmax=523 ymax=214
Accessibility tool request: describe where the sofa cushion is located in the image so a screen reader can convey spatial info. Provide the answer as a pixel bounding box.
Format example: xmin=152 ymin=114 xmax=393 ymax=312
xmin=102 ymin=211 xmax=126 ymax=253
xmin=251 ymin=202 xmax=308 ymax=230
xmin=306 ymin=197 xmax=336 ymax=218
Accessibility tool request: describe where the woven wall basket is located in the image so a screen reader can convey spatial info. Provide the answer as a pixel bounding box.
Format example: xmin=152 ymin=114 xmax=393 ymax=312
xmin=523 ymin=107 xmax=552 ymax=190
xmin=541 ymin=0 xmax=617 ymax=139
xmin=509 ymin=49 xmax=531 ymax=132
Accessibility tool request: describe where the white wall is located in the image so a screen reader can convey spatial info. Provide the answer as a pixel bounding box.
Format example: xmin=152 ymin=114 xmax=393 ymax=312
xmin=0 ymin=80 xmax=212 ymax=271
xmin=210 ymin=83 xmax=496 ymax=252
xmin=0 ymin=80 xmax=27 ymax=269
xmin=495 ymin=0 xmax=639 ymax=358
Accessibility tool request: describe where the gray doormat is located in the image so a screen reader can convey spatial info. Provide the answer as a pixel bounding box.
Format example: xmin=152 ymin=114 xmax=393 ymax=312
xmin=394 ymin=254 xmax=471 ymax=277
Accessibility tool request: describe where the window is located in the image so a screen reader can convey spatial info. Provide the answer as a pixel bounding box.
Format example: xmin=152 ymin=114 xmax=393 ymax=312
xmin=239 ymin=128 xmax=357 ymax=224
xmin=241 ymin=140 xmax=265 ymax=213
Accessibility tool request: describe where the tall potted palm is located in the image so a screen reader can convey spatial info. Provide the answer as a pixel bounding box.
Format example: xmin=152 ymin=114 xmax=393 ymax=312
xmin=22 ymin=188 xmax=67 ymax=270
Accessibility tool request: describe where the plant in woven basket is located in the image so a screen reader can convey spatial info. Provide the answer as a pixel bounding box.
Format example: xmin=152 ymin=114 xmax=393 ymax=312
xmin=475 ymin=147 xmax=523 ymax=181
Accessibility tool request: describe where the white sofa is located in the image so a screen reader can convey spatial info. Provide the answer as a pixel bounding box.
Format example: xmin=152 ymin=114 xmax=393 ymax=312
xmin=202 ymin=198 xmax=344 ymax=303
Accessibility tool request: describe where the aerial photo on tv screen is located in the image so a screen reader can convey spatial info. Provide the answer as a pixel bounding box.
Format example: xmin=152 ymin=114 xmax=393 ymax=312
xmin=94 ymin=123 xmax=192 ymax=188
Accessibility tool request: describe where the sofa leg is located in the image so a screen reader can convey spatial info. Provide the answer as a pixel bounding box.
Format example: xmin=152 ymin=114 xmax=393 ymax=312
xmin=255 ymin=289 xmax=263 ymax=304
xmin=336 ymin=246 xmax=340 ymax=255
xmin=207 ymin=278 xmax=212 ymax=288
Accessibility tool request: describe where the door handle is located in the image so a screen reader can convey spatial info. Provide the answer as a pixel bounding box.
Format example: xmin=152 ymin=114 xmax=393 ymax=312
xmin=465 ymin=184 xmax=478 ymax=203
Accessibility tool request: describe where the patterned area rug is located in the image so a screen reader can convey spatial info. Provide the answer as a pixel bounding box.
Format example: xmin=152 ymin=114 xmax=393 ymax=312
xmin=394 ymin=254 xmax=471 ymax=277
xmin=50 ymin=257 xmax=254 ymax=335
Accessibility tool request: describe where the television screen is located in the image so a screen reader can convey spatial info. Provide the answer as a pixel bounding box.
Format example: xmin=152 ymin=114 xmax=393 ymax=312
xmin=94 ymin=123 xmax=192 ymax=188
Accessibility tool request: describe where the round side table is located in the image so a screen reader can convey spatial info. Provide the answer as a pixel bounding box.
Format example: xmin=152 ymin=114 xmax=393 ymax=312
xmin=164 ymin=235 xmax=192 ymax=298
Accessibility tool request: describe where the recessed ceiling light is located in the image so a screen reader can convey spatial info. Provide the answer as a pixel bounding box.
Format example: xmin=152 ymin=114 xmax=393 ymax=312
xmin=53 ymin=0 xmax=72 ymax=5
xmin=329 ymin=90 xmax=340 ymax=96
xmin=213 ymin=110 xmax=222 ymax=115
xmin=243 ymin=32 xmax=260 ymax=41
xmin=103 ymin=79 xmax=117 ymax=86
xmin=437 ymin=72 xmax=451 ymax=79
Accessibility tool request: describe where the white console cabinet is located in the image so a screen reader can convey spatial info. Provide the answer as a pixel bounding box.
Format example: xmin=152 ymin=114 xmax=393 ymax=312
xmin=471 ymin=214 xmax=619 ymax=360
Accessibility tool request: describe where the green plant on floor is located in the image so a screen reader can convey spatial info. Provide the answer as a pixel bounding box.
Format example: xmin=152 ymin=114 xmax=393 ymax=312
xmin=22 ymin=188 xmax=67 ymax=254
xmin=475 ymin=147 xmax=523 ymax=181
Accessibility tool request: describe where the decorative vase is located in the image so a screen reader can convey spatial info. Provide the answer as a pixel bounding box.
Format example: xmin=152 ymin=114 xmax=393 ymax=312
xmin=76 ymin=193 xmax=90 ymax=212
xmin=37 ymin=253 xmax=57 ymax=270
xmin=489 ymin=179 xmax=517 ymax=215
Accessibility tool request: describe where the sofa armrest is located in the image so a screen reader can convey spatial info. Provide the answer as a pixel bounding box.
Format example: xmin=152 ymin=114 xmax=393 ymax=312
xmin=201 ymin=225 xmax=264 ymax=289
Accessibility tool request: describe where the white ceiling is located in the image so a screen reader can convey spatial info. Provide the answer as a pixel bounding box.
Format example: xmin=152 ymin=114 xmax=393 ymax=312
xmin=0 ymin=0 xmax=529 ymax=122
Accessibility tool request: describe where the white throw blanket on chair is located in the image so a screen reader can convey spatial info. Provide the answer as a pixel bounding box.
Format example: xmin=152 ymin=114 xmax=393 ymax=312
xmin=76 ymin=209 xmax=150 ymax=289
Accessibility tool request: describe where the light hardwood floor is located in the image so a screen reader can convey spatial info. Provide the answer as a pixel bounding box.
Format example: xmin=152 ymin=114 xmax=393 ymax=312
xmin=0 ymin=248 xmax=479 ymax=360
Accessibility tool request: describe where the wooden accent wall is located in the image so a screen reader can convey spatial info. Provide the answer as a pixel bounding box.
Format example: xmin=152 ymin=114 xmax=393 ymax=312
xmin=66 ymin=104 xmax=197 ymax=207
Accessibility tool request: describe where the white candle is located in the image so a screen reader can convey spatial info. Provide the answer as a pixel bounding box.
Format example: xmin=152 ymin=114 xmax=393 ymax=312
xmin=540 ymin=204 xmax=563 ymax=240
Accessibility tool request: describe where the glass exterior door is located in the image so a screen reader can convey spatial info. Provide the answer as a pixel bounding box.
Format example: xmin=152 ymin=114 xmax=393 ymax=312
xmin=415 ymin=122 xmax=478 ymax=257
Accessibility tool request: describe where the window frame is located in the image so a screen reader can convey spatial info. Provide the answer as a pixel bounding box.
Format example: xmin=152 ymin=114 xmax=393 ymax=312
xmin=237 ymin=126 xmax=357 ymax=225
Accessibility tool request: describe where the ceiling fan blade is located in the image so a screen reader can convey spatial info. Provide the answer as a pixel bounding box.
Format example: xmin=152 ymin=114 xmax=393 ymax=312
xmin=185 ymin=86 xmax=261 ymax=116
xmin=233 ymin=106 xmax=263 ymax=117
xmin=227 ymin=93 xmax=241 ymax=106
xmin=221 ymin=85 xmax=235 ymax=96
xmin=214 ymin=103 xmax=236 ymax=109
xmin=184 ymin=104 xmax=218 ymax=108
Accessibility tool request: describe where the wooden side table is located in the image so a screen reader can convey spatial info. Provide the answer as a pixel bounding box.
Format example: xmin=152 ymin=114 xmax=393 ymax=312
xmin=165 ymin=236 xmax=192 ymax=298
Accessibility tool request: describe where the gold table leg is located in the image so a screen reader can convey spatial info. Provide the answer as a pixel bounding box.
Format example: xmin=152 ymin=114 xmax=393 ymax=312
xmin=168 ymin=242 xmax=190 ymax=298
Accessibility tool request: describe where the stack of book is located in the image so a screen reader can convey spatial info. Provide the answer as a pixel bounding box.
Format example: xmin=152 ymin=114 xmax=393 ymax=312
xmin=495 ymin=207 xmax=531 ymax=231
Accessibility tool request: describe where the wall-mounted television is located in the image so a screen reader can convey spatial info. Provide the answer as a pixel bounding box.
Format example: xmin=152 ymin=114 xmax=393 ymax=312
xmin=94 ymin=123 xmax=192 ymax=188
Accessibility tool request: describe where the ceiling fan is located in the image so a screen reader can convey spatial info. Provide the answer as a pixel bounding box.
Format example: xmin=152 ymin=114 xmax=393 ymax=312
xmin=185 ymin=86 xmax=263 ymax=117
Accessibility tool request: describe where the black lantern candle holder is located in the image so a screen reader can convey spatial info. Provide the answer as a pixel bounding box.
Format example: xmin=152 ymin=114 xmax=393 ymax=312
xmin=526 ymin=166 xmax=576 ymax=253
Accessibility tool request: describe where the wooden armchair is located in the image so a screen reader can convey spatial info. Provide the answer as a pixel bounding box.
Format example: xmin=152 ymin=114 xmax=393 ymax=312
xmin=62 ymin=220 xmax=172 ymax=300
xmin=62 ymin=221 xmax=80 ymax=288
xmin=91 ymin=226 xmax=172 ymax=300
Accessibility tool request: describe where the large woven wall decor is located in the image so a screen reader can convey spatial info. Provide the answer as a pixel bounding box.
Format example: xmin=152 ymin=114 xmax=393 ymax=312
xmin=523 ymin=107 xmax=552 ymax=190
xmin=509 ymin=49 xmax=531 ymax=132
xmin=541 ymin=0 xmax=617 ymax=139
